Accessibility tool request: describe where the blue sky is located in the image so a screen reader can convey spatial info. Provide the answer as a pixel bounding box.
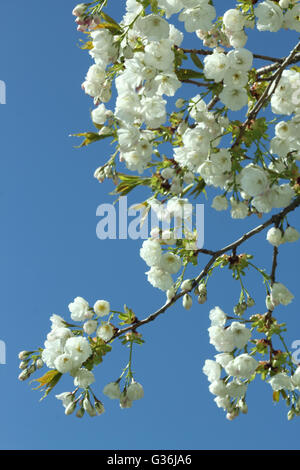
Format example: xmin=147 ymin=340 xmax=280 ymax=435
xmin=0 ymin=0 xmax=299 ymax=450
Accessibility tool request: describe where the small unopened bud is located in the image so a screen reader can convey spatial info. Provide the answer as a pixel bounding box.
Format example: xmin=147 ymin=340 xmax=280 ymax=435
xmin=175 ymin=98 xmax=185 ymax=108
xmin=95 ymin=401 xmax=105 ymax=415
xmin=181 ymin=279 xmax=193 ymax=291
xmin=197 ymin=294 xmax=207 ymax=305
xmin=183 ymin=294 xmax=193 ymax=310
xmin=76 ymin=407 xmax=85 ymax=418
xmin=120 ymin=393 xmax=133 ymax=409
xmin=18 ymin=351 xmax=31 ymax=360
xmin=19 ymin=361 xmax=28 ymax=370
xmin=266 ymin=295 xmax=275 ymax=311
xmin=167 ymin=287 xmax=176 ymax=301
xmin=234 ymin=302 xmax=247 ymax=316
xmin=72 ymin=4 xmax=86 ymax=17
xmin=238 ymin=400 xmax=248 ymax=414
xmin=18 ymin=370 xmax=29 ymax=381
xmin=65 ymin=402 xmax=76 ymax=416
xmin=287 ymin=409 xmax=295 ymax=421
xmin=247 ymin=297 xmax=255 ymax=307
xmin=36 ymin=359 xmax=44 ymax=369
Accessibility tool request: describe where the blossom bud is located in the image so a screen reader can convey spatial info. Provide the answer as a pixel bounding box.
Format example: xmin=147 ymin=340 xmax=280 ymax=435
xmin=238 ymin=400 xmax=248 ymax=414
xmin=19 ymin=361 xmax=28 ymax=370
xmin=76 ymin=407 xmax=85 ymax=418
xmin=18 ymin=351 xmax=31 ymax=360
xmin=266 ymin=295 xmax=275 ymax=311
xmin=247 ymin=297 xmax=255 ymax=307
xmin=197 ymin=294 xmax=207 ymax=305
xmin=126 ymin=380 xmax=144 ymax=401
xmin=36 ymin=359 xmax=44 ymax=369
xmin=183 ymin=294 xmax=193 ymax=310
xmin=95 ymin=401 xmax=105 ymax=415
xmin=103 ymin=382 xmax=121 ymax=400
xmin=72 ymin=4 xmax=86 ymax=17
xmin=287 ymin=409 xmax=295 ymax=421
xmin=175 ymin=98 xmax=185 ymax=108
xmin=18 ymin=370 xmax=29 ymax=381
xmin=181 ymin=279 xmax=193 ymax=291
xmin=234 ymin=302 xmax=247 ymax=316
xmin=120 ymin=393 xmax=133 ymax=409
xmin=83 ymin=397 xmax=96 ymax=416
xmin=65 ymin=402 xmax=76 ymax=416
xmin=166 ymin=287 xmax=176 ymax=301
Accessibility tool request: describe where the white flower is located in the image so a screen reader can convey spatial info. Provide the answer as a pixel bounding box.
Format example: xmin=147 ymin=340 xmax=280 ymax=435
xmin=209 ymin=380 xmax=227 ymax=397
xmin=146 ymin=266 xmax=174 ymax=291
xmin=141 ymin=95 xmax=167 ymax=129
xmin=270 ymin=282 xmax=294 ymax=306
xmin=64 ymin=336 xmax=92 ymax=368
xmin=157 ymin=0 xmax=183 ymax=18
xmin=50 ymin=314 xmax=65 ymax=329
xmin=266 ymin=227 xmax=284 ymax=247
xmin=284 ymin=4 xmax=300 ymax=32
xmin=208 ymin=326 xmax=235 ymax=353
xmin=226 ymin=379 xmax=247 ymax=398
xmin=140 ymin=239 xmax=162 ymax=267
xmin=284 ymin=226 xmax=300 ymax=243
xmin=68 ymin=297 xmax=91 ymax=322
xmin=225 ymin=354 xmax=258 ymax=379
xmin=54 ymin=354 xmax=75 ymax=374
xmin=83 ymin=320 xmax=98 ymax=336
xmin=219 ymin=86 xmax=248 ymax=111
xmin=74 ymin=368 xmax=95 ymax=388
xmin=94 ymin=300 xmax=110 ymax=317
xmin=214 ymin=395 xmax=231 ymax=410
xmin=56 ymin=392 xmax=73 ymax=409
xmin=269 ymin=372 xmax=294 ymax=391
xmin=215 ymin=353 xmax=233 ymax=368
xmin=203 ymin=359 xmax=221 ymax=382
xmin=230 ymin=198 xmax=249 ymax=219
xmin=229 ymin=322 xmax=251 ymax=349
xmin=204 ymin=52 xmax=229 ymax=83
xmin=179 ymin=3 xmax=216 ymax=33
xmin=103 ymin=382 xmax=122 ymax=399
xmin=255 ymin=0 xmax=283 ymax=32
xmin=126 ymin=380 xmax=144 ymax=400
xmin=223 ymin=9 xmax=245 ymax=31
xmin=211 ymin=195 xmax=228 ymax=211
xmin=42 ymin=339 xmax=64 ymax=369
xmin=227 ymin=48 xmax=253 ymax=71
xmin=97 ymin=323 xmax=115 ymax=342
xmin=91 ymin=104 xmax=107 ymax=125
xmin=223 ymin=69 xmax=248 ymax=88
xmin=159 ymin=252 xmax=181 ymax=274
xmin=209 ymin=306 xmax=227 ymax=327
xmin=138 ymin=14 xmax=170 ymax=41
xmin=240 ymin=165 xmax=269 ymax=197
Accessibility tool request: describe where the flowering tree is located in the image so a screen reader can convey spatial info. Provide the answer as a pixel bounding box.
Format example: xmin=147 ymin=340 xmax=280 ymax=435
xmin=19 ymin=0 xmax=300 ymax=421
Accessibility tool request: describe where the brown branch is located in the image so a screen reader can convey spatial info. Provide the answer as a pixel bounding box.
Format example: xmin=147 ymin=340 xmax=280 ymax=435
xmin=111 ymin=196 xmax=300 ymax=341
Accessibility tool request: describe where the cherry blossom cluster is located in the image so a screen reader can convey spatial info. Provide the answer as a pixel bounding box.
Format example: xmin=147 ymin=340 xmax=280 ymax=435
xmin=19 ymin=0 xmax=300 ymax=421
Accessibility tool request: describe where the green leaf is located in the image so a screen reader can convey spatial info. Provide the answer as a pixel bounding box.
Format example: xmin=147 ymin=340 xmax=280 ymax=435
xmin=176 ymin=68 xmax=205 ymax=81
xmin=273 ymin=390 xmax=280 ymax=402
xmin=72 ymin=132 xmax=114 ymax=148
xmin=32 ymin=370 xmax=62 ymax=401
xmin=190 ymin=53 xmax=204 ymax=70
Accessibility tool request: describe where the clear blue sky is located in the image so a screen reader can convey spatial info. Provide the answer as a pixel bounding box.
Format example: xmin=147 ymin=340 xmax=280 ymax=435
xmin=0 ymin=0 xmax=299 ymax=450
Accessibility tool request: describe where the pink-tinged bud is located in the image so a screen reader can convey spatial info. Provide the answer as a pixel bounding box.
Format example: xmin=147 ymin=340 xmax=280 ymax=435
xmin=77 ymin=25 xmax=87 ymax=32
xmin=72 ymin=4 xmax=86 ymax=17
